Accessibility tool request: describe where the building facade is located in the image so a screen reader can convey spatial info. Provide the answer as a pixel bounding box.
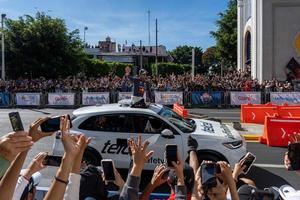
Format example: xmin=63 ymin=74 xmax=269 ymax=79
xmin=238 ymin=0 xmax=300 ymax=82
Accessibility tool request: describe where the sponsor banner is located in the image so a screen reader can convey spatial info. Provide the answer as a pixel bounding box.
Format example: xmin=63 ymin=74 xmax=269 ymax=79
xmin=82 ymin=93 xmax=109 ymax=105
xmin=16 ymin=93 xmax=40 ymax=106
xmin=48 ymin=93 xmax=74 ymax=106
xmin=230 ymin=92 xmax=261 ymax=105
xmin=0 ymin=92 xmax=9 ymax=106
xmin=118 ymin=92 xmax=146 ymax=101
xmin=191 ymin=91 xmax=221 ymax=106
xmin=270 ymin=92 xmax=300 ymax=105
xmin=155 ymin=92 xmax=183 ymax=105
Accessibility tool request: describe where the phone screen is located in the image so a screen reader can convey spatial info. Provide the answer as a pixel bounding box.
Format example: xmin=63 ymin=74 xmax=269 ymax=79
xmin=43 ymin=155 xmax=62 ymax=167
xmin=242 ymin=153 xmax=256 ymax=174
xmin=9 ymin=112 xmax=24 ymax=132
xmin=101 ymin=160 xmax=115 ymax=181
xmin=165 ymin=145 xmax=178 ymax=167
xmin=201 ymin=163 xmax=217 ymax=186
xmin=41 ymin=115 xmax=72 ymax=132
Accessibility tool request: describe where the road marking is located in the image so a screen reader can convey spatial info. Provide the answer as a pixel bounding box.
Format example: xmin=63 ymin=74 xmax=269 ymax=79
xmin=254 ymin=163 xmax=285 ymax=169
xmin=208 ymin=111 xmax=239 ymax=114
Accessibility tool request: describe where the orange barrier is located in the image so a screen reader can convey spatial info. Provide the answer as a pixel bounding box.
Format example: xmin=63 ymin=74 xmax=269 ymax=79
xmin=241 ymin=103 xmax=278 ymax=124
xmin=277 ymin=104 xmax=300 ymax=117
xmin=259 ymin=116 xmax=300 ymax=147
xmin=173 ymin=103 xmax=188 ymax=118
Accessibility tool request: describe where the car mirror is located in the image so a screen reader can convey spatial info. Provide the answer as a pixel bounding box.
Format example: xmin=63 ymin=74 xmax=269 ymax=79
xmin=161 ymin=129 xmax=175 ymax=139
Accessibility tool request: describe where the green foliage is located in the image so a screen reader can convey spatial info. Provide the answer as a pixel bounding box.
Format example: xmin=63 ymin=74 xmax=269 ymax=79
xmin=169 ymin=45 xmax=203 ymax=66
xmin=211 ymin=0 xmax=237 ymax=67
xmin=82 ymin=59 xmax=132 ymax=77
xmin=151 ymin=62 xmax=191 ymax=76
xmin=4 ymin=12 xmax=86 ymax=78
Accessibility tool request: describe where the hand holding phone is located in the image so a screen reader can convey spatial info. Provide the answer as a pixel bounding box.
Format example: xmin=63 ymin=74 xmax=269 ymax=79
xmin=165 ymin=144 xmax=178 ymax=167
xmin=201 ymin=162 xmax=218 ymax=187
xmin=9 ymin=112 xmax=24 ymax=132
xmin=43 ymin=155 xmax=62 ymax=167
xmin=240 ymin=152 xmax=256 ymax=174
xmin=40 ymin=115 xmax=72 ymax=132
xmin=101 ymin=159 xmax=116 ymax=182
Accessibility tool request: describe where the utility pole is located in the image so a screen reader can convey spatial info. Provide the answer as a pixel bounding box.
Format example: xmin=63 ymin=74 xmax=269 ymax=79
xmin=155 ymin=18 xmax=158 ymax=76
xmin=140 ymin=40 xmax=143 ymax=68
xmin=1 ymin=14 xmax=6 ymax=81
xmin=192 ymin=48 xmax=195 ymax=81
xmin=148 ymin=10 xmax=150 ymax=46
xmin=83 ymin=26 xmax=88 ymax=44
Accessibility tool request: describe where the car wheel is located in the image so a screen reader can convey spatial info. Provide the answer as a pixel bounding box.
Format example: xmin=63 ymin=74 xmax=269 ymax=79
xmin=83 ymin=147 xmax=102 ymax=166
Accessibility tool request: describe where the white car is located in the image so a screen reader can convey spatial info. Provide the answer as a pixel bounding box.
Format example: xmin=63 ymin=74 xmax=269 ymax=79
xmin=52 ymin=101 xmax=247 ymax=170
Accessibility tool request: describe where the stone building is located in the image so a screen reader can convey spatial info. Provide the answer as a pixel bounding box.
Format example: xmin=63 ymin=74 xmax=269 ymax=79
xmin=238 ymin=0 xmax=300 ymax=82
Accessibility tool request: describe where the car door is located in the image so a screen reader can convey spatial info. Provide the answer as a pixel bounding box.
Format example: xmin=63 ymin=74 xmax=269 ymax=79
xmin=77 ymin=113 xmax=133 ymax=169
xmin=129 ymin=113 xmax=184 ymax=170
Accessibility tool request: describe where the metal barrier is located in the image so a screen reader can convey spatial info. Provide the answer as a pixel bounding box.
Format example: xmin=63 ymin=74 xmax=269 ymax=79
xmin=0 ymin=91 xmax=299 ymax=108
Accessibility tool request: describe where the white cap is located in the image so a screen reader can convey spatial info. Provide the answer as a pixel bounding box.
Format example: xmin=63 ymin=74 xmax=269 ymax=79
xmin=279 ymin=185 xmax=300 ymax=200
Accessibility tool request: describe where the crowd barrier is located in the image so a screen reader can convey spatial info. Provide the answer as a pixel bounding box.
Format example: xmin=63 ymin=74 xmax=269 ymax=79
xmin=260 ymin=116 xmax=300 ymax=147
xmin=241 ymin=103 xmax=300 ymax=124
xmin=0 ymin=91 xmax=300 ymax=108
xmin=241 ymin=103 xmax=278 ymax=124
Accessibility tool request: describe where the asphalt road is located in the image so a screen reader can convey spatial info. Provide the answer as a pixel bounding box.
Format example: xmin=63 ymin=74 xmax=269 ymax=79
xmin=0 ymin=108 xmax=299 ymax=191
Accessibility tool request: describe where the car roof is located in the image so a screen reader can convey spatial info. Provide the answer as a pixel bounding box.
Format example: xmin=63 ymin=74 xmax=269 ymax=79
xmin=73 ymin=103 xmax=163 ymax=116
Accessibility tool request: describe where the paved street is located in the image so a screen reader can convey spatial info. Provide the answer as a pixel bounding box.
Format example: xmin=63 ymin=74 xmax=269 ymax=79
xmin=0 ymin=108 xmax=299 ymax=191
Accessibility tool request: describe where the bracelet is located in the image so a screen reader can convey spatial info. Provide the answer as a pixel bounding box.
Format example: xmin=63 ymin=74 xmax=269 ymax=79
xmin=54 ymin=176 xmax=69 ymax=185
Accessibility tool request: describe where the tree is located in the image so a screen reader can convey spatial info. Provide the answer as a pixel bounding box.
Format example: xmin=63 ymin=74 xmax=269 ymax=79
xmin=169 ymin=45 xmax=203 ymax=68
xmin=211 ymin=0 xmax=237 ymax=67
xmin=202 ymin=46 xmax=220 ymax=73
xmin=4 ymin=12 xmax=86 ymax=78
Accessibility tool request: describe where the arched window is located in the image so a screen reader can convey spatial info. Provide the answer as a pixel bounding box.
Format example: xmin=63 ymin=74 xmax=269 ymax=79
xmin=245 ymin=31 xmax=251 ymax=65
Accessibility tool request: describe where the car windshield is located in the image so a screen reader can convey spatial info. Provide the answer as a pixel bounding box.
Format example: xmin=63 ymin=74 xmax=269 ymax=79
xmin=158 ymin=106 xmax=196 ymax=133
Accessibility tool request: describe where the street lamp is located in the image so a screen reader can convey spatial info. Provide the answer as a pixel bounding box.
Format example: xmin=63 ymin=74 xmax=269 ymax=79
xmin=1 ymin=13 xmax=6 ymax=81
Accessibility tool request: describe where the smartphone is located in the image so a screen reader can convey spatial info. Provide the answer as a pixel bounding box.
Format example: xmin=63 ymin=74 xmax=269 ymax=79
xmin=101 ymin=159 xmax=115 ymax=181
xmin=40 ymin=115 xmax=72 ymax=132
xmin=43 ymin=155 xmax=62 ymax=167
xmin=9 ymin=112 xmax=24 ymax=132
xmin=288 ymin=142 xmax=300 ymax=170
xmin=241 ymin=152 xmax=256 ymax=174
xmin=201 ymin=163 xmax=217 ymax=187
xmin=165 ymin=144 xmax=178 ymax=167
xmin=162 ymin=168 xmax=171 ymax=179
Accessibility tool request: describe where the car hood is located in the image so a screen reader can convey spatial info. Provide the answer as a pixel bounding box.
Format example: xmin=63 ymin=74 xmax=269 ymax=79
xmin=191 ymin=119 xmax=243 ymax=140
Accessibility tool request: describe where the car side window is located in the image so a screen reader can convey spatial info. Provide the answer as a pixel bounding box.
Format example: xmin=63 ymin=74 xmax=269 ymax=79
xmin=78 ymin=114 xmax=133 ymax=132
xmin=131 ymin=114 xmax=175 ymax=134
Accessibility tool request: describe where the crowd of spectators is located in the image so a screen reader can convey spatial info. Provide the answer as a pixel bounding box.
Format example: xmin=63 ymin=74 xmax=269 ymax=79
xmin=0 ymin=115 xmax=300 ymax=200
xmin=0 ymin=69 xmax=295 ymax=93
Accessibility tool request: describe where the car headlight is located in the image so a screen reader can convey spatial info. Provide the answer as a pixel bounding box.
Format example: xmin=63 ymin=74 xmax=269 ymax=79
xmin=223 ymin=140 xmax=243 ymax=149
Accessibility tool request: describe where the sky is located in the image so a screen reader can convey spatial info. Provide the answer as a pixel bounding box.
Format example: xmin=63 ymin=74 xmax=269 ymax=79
xmin=0 ymin=0 xmax=229 ymax=50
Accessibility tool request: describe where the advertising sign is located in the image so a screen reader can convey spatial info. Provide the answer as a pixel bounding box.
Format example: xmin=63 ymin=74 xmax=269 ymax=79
xmin=82 ymin=93 xmax=109 ymax=105
xmin=155 ymin=92 xmax=183 ymax=105
xmin=192 ymin=91 xmax=221 ymax=106
xmin=230 ymin=92 xmax=261 ymax=105
xmin=16 ymin=93 xmax=40 ymax=106
xmin=48 ymin=93 xmax=74 ymax=106
xmin=270 ymin=92 xmax=300 ymax=105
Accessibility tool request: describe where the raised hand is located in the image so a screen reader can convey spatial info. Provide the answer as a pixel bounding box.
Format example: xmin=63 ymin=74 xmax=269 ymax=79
xmin=171 ymin=152 xmax=185 ymax=186
xmin=0 ymin=132 xmax=33 ymax=161
xmin=151 ymin=164 xmax=169 ymax=188
xmin=22 ymin=152 xmax=47 ymax=180
xmin=29 ymin=117 xmax=54 ymax=142
xmin=128 ymin=135 xmax=154 ymax=177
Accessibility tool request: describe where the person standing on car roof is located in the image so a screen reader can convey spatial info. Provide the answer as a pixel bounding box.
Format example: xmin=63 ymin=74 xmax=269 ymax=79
xmin=124 ymin=66 xmax=152 ymax=104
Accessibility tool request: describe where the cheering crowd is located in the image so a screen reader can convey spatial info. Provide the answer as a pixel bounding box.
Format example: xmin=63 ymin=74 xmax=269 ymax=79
xmin=0 ymin=116 xmax=300 ymax=200
xmin=0 ymin=69 xmax=295 ymax=93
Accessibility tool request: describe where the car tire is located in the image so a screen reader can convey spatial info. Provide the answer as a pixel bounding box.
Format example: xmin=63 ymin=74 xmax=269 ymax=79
xmin=83 ymin=147 xmax=102 ymax=166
